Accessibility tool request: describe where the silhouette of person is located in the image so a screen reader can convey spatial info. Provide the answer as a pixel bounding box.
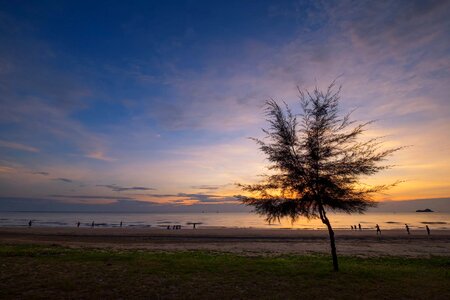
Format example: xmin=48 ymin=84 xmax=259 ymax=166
xmin=91 ymin=221 xmax=95 ymax=228
xmin=77 ymin=221 xmax=80 ymax=228
xmin=358 ymin=224 xmax=362 ymax=231
xmin=167 ymin=225 xmax=170 ymax=230
xmin=426 ymin=225 xmax=431 ymax=236
xmin=28 ymin=220 xmax=32 ymax=227
xmin=350 ymin=225 xmax=353 ymax=230
xmin=120 ymin=221 xmax=123 ymax=228
xmin=405 ymin=224 xmax=410 ymax=235
xmin=376 ymin=224 xmax=381 ymax=235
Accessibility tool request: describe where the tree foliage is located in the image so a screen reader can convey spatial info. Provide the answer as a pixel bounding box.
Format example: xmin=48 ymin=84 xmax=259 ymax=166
xmin=239 ymin=81 xmax=401 ymax=271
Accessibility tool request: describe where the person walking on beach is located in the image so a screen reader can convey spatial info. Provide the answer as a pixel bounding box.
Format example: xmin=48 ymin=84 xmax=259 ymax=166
xmin=405 ymin=224 xmax=410 ymax=235
xmin=91 ymin=221 xmax=95 ymax=228
xmin=120 ymin=221 xmax=123 ymax=228
xmin=77 ymin=221 xmax=80 ymax=228
xmin=426 ymin=225 xmax=431 ymax=236
xmin=376 ymin=224 xmax=381 ymax=235
xmin=28 ymin=220 xmax=32 ymax=227
xmin=358 ymin=224 xmax=362 ymax=231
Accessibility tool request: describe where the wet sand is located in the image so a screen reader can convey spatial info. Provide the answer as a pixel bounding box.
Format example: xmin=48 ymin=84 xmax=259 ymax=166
xmin=1 ymin=227 xmax=449 ymax=257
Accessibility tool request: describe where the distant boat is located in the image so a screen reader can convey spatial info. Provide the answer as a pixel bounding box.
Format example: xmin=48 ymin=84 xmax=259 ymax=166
xmin=416 ymin=208 xmax=434 ymax=212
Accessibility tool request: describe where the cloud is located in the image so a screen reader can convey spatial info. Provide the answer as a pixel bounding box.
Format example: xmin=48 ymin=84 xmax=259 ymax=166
xmin=0 ymin=140 xmax=39 ymax=152
xmin=137 ymin=0 xmax=449 ymax=134
xmin=190 ymin=185 xmax=222 ymax=190
xmin=84 ymin=151 xmax=116 ymax=162
xmin=178 ymin=193 xmax=238 ymax=203
xmin=0 ymin=13 xmax=114 ymax=164
xmin=1 ymin=196 xmax=449 ymax=213
xmin=32 ymin=171 xmax=49 ymax=176
xmin=0 ymin=166 xmax=16 ymax=173
xmin=333 ymin=0 xmax=449 ymax=56
xmin=148 ymin=192 xmax=238 ymax=203
xmin=145 ymin=194 xmax=175 ymax=198
xmin=97 ymin=184 xmax=156 ymax=192
xmin=0 ymin=197 xmax=160 ymax=212
xmin=53 ymin=178 xmax=73 ymax=183
xmin=48 ymin=194 xmax=136 ymax=200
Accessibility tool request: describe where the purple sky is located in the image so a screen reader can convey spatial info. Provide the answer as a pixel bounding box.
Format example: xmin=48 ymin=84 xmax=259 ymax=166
xmin=0 ymin=1 xmax=449 ymax=211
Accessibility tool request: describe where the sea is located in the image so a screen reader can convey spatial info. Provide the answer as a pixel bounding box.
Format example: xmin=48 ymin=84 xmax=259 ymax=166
xmin=0 ymin=211 xmax=449 ymax=230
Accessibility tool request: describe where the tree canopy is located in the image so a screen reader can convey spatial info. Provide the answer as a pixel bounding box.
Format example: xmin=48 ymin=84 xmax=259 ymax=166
xmin=239 ymin=82 xmax=401 ymax=271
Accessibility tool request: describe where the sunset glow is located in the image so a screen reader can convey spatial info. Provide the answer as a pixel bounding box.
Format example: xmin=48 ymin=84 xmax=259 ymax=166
xmin=0 ymin=1 xmax=449 ymax=212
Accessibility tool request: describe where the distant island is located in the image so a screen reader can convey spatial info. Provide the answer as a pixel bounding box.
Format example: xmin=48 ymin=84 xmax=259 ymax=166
xmin=416 ymin=208 xmax=434 ymax=213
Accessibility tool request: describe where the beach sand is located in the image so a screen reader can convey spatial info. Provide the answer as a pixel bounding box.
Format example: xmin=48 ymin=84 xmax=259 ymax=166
xmin=1 ymin=227 xmax=449 ymax=257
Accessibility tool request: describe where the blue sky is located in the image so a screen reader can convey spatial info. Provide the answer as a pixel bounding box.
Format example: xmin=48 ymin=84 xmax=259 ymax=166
xmin=0 ymin=0 xmax=449 ymax=211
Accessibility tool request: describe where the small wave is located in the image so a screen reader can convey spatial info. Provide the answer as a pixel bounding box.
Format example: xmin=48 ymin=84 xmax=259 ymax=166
xmin=39 ymin=221 xmax=68 ymax=225
xmin=385 ymin=221 xmax=401 ymax=224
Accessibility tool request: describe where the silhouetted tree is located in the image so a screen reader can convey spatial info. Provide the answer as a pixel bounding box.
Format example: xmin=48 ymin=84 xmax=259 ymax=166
xmin=239 ymin=82 xmax=401 ymax=271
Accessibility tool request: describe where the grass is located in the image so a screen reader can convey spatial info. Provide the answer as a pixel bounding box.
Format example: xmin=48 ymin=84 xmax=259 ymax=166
xmin=0 ymin=244 xmax=449 ymax=299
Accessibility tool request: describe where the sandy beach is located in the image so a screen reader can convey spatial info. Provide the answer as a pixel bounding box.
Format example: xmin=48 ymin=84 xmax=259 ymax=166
xmin=1 ymin=227 xmax=449 ymax=257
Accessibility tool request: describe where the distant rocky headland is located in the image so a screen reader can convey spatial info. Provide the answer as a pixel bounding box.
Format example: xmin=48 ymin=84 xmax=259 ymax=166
xmin=416 ymin=208 xmax=434 ymax=213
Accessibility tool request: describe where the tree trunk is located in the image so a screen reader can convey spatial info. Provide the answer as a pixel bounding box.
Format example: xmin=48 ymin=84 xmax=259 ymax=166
xmin=319 ymin=209 xmax=339 ymax=272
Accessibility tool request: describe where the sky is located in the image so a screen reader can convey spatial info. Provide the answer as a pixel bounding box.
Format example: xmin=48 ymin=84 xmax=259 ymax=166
xmin=0 ymin=0 xmax=449 ymax=212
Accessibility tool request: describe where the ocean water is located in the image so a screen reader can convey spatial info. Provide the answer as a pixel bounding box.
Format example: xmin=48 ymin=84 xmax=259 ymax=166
xmin=0 ymin=211 xmax=449 ymax=230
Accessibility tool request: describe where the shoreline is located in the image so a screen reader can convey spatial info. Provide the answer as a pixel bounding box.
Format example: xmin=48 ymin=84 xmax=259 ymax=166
xmin=2 ymin=225 xmax=449 ymax=231
xmin=1 ymin=227 xmax=449 ymax=257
